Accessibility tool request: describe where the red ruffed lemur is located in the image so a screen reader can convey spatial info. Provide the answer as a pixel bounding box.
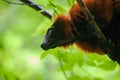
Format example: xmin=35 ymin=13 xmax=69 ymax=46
xmin=41 ymin=0 xmax=120 ymax=63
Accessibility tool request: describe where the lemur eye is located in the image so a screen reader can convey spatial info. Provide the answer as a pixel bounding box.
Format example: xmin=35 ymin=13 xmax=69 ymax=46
xmin=47 ymin=28 xmax=53 ymax=36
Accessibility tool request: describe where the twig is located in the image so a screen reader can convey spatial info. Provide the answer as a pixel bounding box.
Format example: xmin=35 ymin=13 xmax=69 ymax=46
xmin=59 ymin=58 xmax=68 ymax=80
xmin=77 ymin=0 xmax=107 ymax=40
xmin=20 ymin=0 xmax=52 ymax=19
xmin=3 ymin=0 xmax=24 ymax=5
xmin=14 ymin=0 xmax=52 ymax=19
xmin=76 ymin=0 xmax=120 ymax=63
xmin=3 ymin=0 xmax=52 ymax=19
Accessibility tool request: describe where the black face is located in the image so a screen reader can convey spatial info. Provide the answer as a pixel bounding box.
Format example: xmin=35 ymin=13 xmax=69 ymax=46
xmin=41 ymin=22 xmax=76 ymax=50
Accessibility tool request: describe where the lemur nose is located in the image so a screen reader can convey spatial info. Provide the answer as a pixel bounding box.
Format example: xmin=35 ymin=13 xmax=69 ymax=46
xmin=41 ymin=43 xmax=48 ymax=50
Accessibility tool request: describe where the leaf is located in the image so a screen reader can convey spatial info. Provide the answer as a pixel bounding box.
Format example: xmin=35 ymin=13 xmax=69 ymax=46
xmin=55 ymin=5 xmax=66 ymax=13
xmin=46 ymin=2 xmax=54 ymax=9
xmin=93 ymin=77 xmax=103 ymax=80
xmin=68 ymin=75 xmax=91 ymax=80
xmin=98 ymin=60 xmax=117 ymax=71
xmin=67 ymin=0 xmax=75 ymax=7
xmin=74 ymin=53 xmax=85 ymax=67
xmin=40 ymin=51 xmax=49 ymax=59
xmin=68 ymin=75 xmax=82 ymax=80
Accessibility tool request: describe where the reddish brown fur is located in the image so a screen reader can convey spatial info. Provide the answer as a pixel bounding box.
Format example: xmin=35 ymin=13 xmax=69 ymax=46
xmin=55 ymin=0 xmax=120 ymax=54
xmin=54 ymin=15 xmax=72 ymax=36
xmin=65 ymin=0 xmax=113 ymax=54
xmin=41 ymin=0 xmax=120 ymax=64
xmin=69 ymin=0 xmax=113 ymax=23
xmin=75 ymin=41 xmax=104 ymax=54
xmin=114 ymin=0 xmax=120 ymax=14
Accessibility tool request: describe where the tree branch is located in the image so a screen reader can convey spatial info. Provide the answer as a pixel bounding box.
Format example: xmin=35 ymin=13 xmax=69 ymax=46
xmin=20 ymin=0 xmax=52 ymax=19
xmin=59 ymin=58 xmax=68 ymax=80
xmin=77 ymin=0 xmax=107 ymax=40
xmin=3 ymin=0 xmax=24 ymax=5
xmin=76 ymin=0 xmax=120 ymax=64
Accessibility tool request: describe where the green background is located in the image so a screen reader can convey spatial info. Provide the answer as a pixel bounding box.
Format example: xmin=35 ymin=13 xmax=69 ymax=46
xmin=0 ymin=0 xmax=120 ymax=80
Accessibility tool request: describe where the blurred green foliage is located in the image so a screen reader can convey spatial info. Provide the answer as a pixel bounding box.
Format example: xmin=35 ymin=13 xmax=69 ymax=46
xmin=0 ymin=0 xmax=120 ymax=80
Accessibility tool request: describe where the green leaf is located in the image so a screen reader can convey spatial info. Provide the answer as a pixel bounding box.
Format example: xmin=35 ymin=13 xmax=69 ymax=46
xmin=74 ymin=53 xmax=85 ymax=67
xmin=68 ymin=75 xmax=91 ymax=80
xmin=55 ymin=5 xmax=66 ymax=13
xmin=98 ymin=60 xmax=117 ymax=71
xmin=40 ymin=51 xmax=49 ymax=59
xmin=67 ymin=0 xmax=75 ymax=6
xmin=68 ymin=75 xmax=82 ymax=80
